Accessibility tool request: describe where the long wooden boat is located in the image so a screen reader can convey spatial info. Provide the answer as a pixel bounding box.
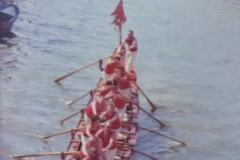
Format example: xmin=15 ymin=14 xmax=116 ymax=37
xmin=59 ymin=0 xmax=143 ymax=159
xmin=61 ymin=62 xmax=140 ymax=160
xmin=0 ymin=4 xmax=19 ymax=34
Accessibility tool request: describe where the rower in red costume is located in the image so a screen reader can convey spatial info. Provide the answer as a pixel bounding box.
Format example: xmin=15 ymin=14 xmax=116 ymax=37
xmin=81 ymin=115 xmax=101 ymax=142
xmin=84 ymin=97 xmax=106 ymax=125
xmin=111 ymin=66 xmax=131 ymax=98
xmin=105 ymin=85 xmax=129 ymax=119
xmin=100 ymin=104 xmax=121 ymax=135
xmin=96 ymin=124 xmax=118 ymax=160
xmin=94 ymin=81 xmax=115 ymax=97
xmin=77 ymin=136 xmax=107 ymax=160
xmin=99 ymin=56 xmax=121 ymax=83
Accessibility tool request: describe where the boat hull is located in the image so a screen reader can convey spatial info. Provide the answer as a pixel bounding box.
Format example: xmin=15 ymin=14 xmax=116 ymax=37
xmin=63 ymin=78 xmax=139 ymax=160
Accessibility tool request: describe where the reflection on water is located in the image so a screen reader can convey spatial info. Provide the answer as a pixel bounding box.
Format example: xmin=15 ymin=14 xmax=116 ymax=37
xmin=0 ymin=38 xmax=16 ymax=48
xmin=0 ymin=31 xmax=17 ymax=39
xmin=0 ymin=31 xmax=18 ymax=84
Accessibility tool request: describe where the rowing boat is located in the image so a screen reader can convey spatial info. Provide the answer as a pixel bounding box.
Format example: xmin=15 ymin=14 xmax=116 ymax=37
xmin=62 ymin=68 xmax=139 ymax=160
xmin=60 ymin=0 xmax=143 ymax=159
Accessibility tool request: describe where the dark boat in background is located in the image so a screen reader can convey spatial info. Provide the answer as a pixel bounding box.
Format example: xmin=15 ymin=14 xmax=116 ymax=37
xmin=0 ymin=4 xmax=19 ymax=35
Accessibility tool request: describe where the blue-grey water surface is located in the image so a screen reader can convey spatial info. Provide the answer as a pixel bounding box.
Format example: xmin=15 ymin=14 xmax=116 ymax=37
xmin=1 ymin=0 xmax=240 ymax=160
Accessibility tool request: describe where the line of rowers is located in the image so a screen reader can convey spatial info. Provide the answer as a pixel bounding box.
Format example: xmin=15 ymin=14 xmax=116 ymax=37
xmin=71 ymin=46 xmax=137 ymax=160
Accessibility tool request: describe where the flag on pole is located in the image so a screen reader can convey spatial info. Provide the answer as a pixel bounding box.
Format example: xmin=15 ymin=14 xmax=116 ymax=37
xmin=111 ymin=0 xmax=127 ymax=26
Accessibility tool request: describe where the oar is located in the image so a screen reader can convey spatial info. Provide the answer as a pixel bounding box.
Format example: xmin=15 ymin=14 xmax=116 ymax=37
xmin=59 ymin=109 xmax=84 ymax=124
xmin=54 ymin=55 xmax=112 ymax=83
xmin=42 ymin=128 xmax=83 ymax=139
xmin=54 ymin=45 xmax=137 ymax=83
xmin=10 ymin=151 xmax=79 ymax=159
xmin=138 ymin=86 xmax=157 ymax=112
xmin=137 ymin=104 xmax=166 ymax=127
xmin=66 ymin=82 xmax=108 ymax=108
xmin=65 ymin=79 xmax=106 ymax=108
xmin=65 ymin=91 xmax=90 ymax=107
xmin=138 ymin=126 xmax=186 ymax=146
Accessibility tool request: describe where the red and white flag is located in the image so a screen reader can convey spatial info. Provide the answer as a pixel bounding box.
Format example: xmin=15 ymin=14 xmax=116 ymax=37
xmin=111 ymin=0 xmax=127 ymax=26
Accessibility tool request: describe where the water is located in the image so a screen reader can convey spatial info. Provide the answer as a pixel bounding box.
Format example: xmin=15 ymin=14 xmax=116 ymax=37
xmin=1 ymin=0 xmax=240 ymax=160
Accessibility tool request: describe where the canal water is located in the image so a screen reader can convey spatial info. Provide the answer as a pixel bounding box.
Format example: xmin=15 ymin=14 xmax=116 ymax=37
xmin=1 ymin=0 xmax=240 ymax=160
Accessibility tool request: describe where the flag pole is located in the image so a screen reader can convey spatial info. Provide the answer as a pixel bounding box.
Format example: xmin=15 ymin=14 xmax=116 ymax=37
xmin=111 ymin=0 xmax=126 ymax=43
xmin=119 ymin=23 xmax=122 ymax=43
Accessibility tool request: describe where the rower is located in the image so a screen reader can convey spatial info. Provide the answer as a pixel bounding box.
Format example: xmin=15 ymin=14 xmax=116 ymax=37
xmin=77 ymin=136 xmax=107 ymax=160
xmin=84 ymin=97 xmax=106 ymax=125
xmin=111 ymin=66 xmax=131 ymax=98
xmin=96 ymin=123 xmax=118 ymax=160
xmin=100 ymin=104 xmax=122 ymax=135
xmin=99 ymin=56 xmax=121 ymax=83
xmin=105 ymin=85 xmax=130 ymax=119
xmin=81 ymin=115 xmax=101 ymax=144
xmin=94 ymin=81 xmax=115 ymax=97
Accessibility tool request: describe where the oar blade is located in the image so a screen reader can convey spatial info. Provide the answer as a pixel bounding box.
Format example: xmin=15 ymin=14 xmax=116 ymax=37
xmin=64 ymin=101 xmax=73 ymax=107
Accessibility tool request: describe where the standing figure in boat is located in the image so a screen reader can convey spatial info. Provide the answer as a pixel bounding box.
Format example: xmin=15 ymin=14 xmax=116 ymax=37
xmin=121 ymin=30 xmax=138 ymax=73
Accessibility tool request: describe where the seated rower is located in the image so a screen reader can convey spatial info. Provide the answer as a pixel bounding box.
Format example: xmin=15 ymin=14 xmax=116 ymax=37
xmin=81 ymin=115 xmax=101 ymax=144
xmin=100 ymin=104 xmax=121 ymax=135
xmin=105 ymin=85 xmax=130 ymax=120
xmin=99 ymin=56 xmax=121 ymax=83
xmin=94 ymin=81 xmax=115 ymax=97
xmin=77 ymin=136 xmax=107 ymax=160
xmin=84 ymin=97 xmax=106 ymax=125
xmin=96 ymin=124 xmax=118 ymax=160
xmin=111 ymin=66 xmax=131 ymax=98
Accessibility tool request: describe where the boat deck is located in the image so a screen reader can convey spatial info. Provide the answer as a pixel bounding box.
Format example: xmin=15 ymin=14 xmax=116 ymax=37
xmin=63 ymin=78 xmax=140 ymax=160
